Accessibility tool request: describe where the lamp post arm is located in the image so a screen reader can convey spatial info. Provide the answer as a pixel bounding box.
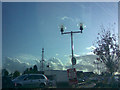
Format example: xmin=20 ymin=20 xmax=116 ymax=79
xmin=61 ymin=31 xmax=82 ymax=35
xmin=72 ymin=31 xmax=82 ymax=33
xmin=61 ymin=32 xmax=71 ymax=34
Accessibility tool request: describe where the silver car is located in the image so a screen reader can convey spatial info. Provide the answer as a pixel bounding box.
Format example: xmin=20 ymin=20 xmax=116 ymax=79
xmin=12 ymin=74 xmax=48 ymax=88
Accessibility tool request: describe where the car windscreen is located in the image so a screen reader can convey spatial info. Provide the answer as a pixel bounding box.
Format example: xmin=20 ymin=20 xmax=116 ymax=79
xmin=34 ymin=75 xmax=45 ymax=79
xmin=24 ymin=75 xmax=45 ymax=80
xmin=15 ymin=75 xmax=27 ymax=80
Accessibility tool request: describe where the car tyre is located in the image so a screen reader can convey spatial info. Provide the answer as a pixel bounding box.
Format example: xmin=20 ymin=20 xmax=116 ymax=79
xmin=16 ymin=84 xmax=22 ymax=88
xmin=40 ymin=83 xmax=45 ymax=88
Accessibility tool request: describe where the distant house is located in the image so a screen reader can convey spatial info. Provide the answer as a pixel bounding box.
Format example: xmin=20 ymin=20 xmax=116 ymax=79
xmin=44 ymin=70 xmax=96 ymax=83
xmin=76 ymin=71 xmax=84 ymax=78
xmin=83 ymin=72 xmax=95 ymax=77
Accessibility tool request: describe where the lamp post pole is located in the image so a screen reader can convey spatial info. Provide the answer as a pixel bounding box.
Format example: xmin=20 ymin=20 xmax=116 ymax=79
xmin=71 ymin=31 xmax=74 ymax=69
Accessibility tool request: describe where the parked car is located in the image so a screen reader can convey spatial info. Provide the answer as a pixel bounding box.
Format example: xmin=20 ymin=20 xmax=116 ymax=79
xmin=12 ymin=74 xmax=48 ymax=88
xmin=94 ymin=76 xmax=120 ymax=88
xmin=2 ymin=76 xmax=15 ymax=88
xmin=78 ymin=78 xmax=85 ymax=83
xmin=114 ymin=75 xmax=120 ymax=82
xmin=89 ymin=77 xmax=98 ymax=82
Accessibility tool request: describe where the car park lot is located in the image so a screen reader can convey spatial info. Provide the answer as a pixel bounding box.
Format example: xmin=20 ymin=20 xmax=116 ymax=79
xmin=2 ymin=74 xmax=120 ymax=89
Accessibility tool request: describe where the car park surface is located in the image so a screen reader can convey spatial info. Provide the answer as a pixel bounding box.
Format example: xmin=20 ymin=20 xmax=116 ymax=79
xmin=2 ymin=76 xmax=15 ymax=88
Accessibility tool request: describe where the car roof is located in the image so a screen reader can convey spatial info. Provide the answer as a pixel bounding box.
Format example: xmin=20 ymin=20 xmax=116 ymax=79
xmin=24 ymin=74 xmax=45 ymax=76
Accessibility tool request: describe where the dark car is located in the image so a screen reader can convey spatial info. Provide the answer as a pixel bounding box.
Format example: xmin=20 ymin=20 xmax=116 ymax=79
xmin=2 ymin=76 xmax=15 ymax=89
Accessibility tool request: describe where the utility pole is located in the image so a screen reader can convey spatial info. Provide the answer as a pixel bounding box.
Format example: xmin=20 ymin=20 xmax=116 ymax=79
xmin=41 ymin=48 xmax=44 ymax=71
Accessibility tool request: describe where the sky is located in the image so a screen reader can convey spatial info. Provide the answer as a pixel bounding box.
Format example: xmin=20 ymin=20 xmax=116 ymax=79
xmin=2 ymin=2 xmax=118 ymax=69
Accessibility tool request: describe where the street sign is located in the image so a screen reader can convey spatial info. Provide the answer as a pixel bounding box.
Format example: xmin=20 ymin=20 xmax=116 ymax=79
xmin=67 ymin=68 xmax=78 ymax=85
xmin=72 ymin=57 xmax=76 ymax=65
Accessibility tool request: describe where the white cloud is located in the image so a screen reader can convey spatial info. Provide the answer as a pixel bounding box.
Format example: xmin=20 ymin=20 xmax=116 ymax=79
xmin=69 ymin=54 xmax=80 ymax=58
xmin=65 ymin=54 xmax=105 ymax=73
xmin=86 ymin=52 xmax=95 ymax=55
xmin=74 ymin=54 xmax=81 ymax=57
xmin=3 ymin=57 xmax=32 ymax=73
xmin=56 ymin=54 xmax=59 ymax=56
xmin=61 ymin=16 xmax=69 ymax=20
xmin=60 ymin=16 xmax=85 ymax=25
xmin=15 ymin=54 xmax=39 ymax=65
xmin=47 ymin=57 xmax=65 ymax=70
xmin=86 ymin=46 xmax=96 ymax=50
xmin=3 ymin=53 xmax=105 ymax=74
xmin=60 ymin=16 xmax=75 ymax=22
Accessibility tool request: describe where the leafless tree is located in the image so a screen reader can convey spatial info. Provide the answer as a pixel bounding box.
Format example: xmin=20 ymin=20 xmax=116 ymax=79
xmin=93 ymin=25 xmax=120 ymax=75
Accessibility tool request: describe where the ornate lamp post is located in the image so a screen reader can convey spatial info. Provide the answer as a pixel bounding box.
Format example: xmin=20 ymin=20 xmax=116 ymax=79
xmin=60 ymin=23 xmax=84 ymax=69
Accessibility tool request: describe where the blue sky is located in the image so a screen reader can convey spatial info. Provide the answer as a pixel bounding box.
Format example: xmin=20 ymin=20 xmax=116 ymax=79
xmin=2 ymin=2 xmax=118 ymax=64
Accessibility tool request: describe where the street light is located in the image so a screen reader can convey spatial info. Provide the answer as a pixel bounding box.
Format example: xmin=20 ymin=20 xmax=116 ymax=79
xmin=60 ymin=23 xmax=84 ymax=69
xmin=80 ymin=23 xmax=83 ymax=33
xmin=60 ymin=25 xmax=64 ymax=34
xmin=47 ymin=63 xmax=50 ymax=70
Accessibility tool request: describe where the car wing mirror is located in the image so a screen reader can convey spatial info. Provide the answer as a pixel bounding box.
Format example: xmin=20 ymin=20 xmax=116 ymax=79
xmin=24 ymin=78 xmax=27 ymax=80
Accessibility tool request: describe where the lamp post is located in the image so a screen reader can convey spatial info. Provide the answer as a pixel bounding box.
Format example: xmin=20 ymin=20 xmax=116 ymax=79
xmin=60 ymin=23 xmax=84 ymax=69
xmin=47 ymin=63 xmax=50 ymax=71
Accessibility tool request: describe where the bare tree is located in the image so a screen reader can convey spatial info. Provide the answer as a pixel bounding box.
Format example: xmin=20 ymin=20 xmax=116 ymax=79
xmin=93 ymin=25 xmax=120 ymax=75
xmin=13 ymin=70 xmax=20 ymax=79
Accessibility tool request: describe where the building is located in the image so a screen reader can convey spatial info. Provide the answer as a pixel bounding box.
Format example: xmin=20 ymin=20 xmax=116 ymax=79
xmin=44 ymin=70 xmax=95 ymax=82
xmin=44 ymin=70 xmax=69 ymax=83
